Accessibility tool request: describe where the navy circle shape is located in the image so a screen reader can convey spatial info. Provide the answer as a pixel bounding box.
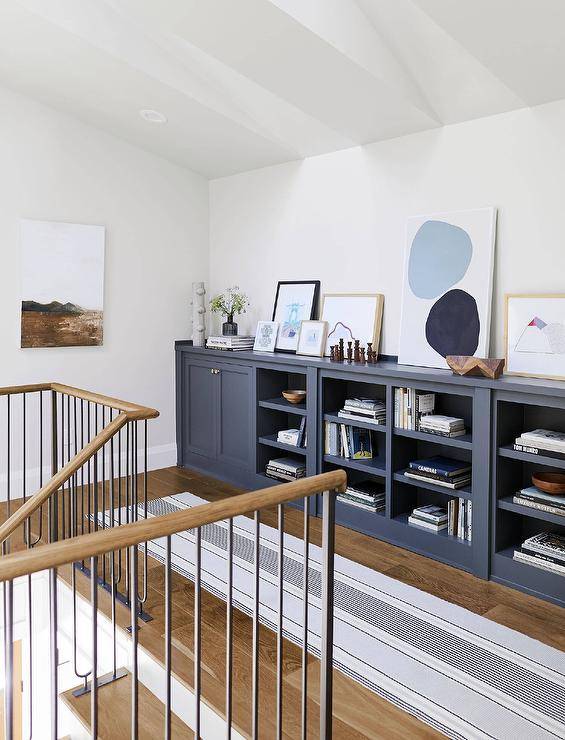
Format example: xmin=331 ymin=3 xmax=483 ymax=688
xmin=425 ymin=289 xmax=480 ymax=357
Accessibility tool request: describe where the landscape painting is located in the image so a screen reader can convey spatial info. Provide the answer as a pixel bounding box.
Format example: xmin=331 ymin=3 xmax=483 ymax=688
xmin=21 ymin=219 xmax=105 ymax=348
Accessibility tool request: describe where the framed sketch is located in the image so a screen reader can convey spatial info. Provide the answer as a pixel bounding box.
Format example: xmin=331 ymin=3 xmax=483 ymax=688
xmin=253 ymin=321 xmax=279 ymax=352
xmin=297 ymin=320 xmax=328 ymax=357
xmin=272 ymin=280 xmax=320 ymax=352
xmin=20 ymin=219 xmax=105 ymax=348
xmin=505 ymin=294 xmax=565 ymax=379
xmin=398 ymin=207 xmax=497 ymax=369
xmin=320 ymin=293 xmax=383 ymax=356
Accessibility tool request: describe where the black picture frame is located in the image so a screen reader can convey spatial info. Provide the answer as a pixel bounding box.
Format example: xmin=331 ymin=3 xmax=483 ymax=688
xmin=271 ymin=280 xmax=321 ymax=353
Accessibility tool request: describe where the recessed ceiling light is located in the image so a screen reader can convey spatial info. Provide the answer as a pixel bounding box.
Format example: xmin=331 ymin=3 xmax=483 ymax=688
xmin=139 ymin=109 xmax=167 ymax=124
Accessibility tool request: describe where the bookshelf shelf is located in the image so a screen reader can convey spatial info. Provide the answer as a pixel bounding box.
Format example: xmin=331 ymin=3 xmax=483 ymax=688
xmin=498 ymin=444 xmax=565 ymax=470
xmin=497 ymin=496 xmax=565 ymax=526
xmin=393 ymin=513 xmax=473 ymax=549
xmin=258 ymin=434 xmax=307 ymax=456
xmin=394 ymin=427 xmax=472 ymax=449
xmin=393 ymin=470 xmax=472 ymax=499
xmin=259 ymin=397 xmax=307 ymax=415
xmin=323 ymin=454 xmax=386 ymax=477
xmin=323 ymin=412 xmax=386 ymax=433
xmin=491 ymin=547 xmax=565 ymax=607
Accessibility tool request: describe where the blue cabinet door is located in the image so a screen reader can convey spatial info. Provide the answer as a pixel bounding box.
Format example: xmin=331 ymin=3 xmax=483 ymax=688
xmin=182 ymin=358 xmax=217 ymax=460
xmin=216 ymin=363 xmax=253 ymax=470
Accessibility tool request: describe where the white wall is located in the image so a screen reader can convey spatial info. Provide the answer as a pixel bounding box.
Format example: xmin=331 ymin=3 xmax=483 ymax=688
xmin=0 ymin=85 xmax=209 ymax=479
xmin=210 ymin=98 xmax=565 ymax=357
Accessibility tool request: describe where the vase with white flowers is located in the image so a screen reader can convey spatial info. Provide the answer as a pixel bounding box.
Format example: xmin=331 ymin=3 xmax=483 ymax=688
xmin=210 ymin=286 xmax=249 ymax=336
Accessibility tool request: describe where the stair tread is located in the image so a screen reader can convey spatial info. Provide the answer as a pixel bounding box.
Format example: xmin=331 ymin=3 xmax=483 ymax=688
xmin=61 ymin=668 xmax=193 ymax=739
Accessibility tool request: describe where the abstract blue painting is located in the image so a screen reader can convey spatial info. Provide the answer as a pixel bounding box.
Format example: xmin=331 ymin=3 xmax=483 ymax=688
xmin=398 ymin=208 xmax=497 ymax=369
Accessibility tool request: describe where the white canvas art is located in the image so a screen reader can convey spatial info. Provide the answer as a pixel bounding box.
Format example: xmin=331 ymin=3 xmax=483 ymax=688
xmin=321 ymin=294 xmax=383 ymax=356
xmin=506 ymin=294 xmax=565 ymax=379
xmin=398 ymin=207 xmax=497 ymax=369
xmin=21 ymin=219 xmax=105 ymax=348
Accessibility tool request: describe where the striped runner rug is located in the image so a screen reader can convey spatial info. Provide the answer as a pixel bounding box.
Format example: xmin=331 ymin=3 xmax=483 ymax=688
xmin=101 ymin=493 xmax=565 ymax=739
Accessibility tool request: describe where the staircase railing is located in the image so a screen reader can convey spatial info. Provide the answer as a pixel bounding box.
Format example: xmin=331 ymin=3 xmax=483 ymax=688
xmin=0 ymin=382 xmax=159 ymax=738
xmin=0 ymin=468 xmax=346 ymax=738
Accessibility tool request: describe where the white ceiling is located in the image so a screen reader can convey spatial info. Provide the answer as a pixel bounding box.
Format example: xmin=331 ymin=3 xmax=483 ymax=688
xmin=1 ymin=0 xmax=564 ymax=178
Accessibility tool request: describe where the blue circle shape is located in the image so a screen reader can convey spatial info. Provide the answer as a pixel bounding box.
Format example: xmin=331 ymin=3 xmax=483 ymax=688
xmin=408 ymin=220 xmax=472 ymax=299
xmin=425 ymin=289 xmax=480 ymax=358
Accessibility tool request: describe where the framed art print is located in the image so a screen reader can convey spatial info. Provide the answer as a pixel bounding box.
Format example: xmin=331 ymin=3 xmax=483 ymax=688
xmin=272 ymin=280 xmax=320 ymax=352
xmin=296 ymin=320 xmax=328 ymax=357
xmin=253 ymin=321 xmax=279 ymax=352
xmin=505 ymin=293 xmax=565 ymax=379
xmin=320 ymin=293 xmax=383 ymax=356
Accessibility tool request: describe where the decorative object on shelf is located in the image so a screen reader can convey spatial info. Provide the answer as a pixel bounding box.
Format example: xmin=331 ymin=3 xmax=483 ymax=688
xmin=272 ymin=280 xmax=320 ymax=352
xmin=253 ymin=321 xmax=279 ymax=352
xmin=20 ymin=219 xmax=105 ymax=348
xmin=206 ymin=335 xmax=254 ymax=351
xmin=398 ymin=207 xmax=497 ymax=369
xmin=505 ymin=294 xmax=565 ymax=379
xmin=446 ymin=355 xmax=505 ymax=379
xmin=210 ymin=285 xmax=249 ymax=337
xmin=321 ymin=293 xmax=384 ymax=357
xmin=282 ymin=390 xmax=306 ymax=405
xmin=296 ymin=320 xmax=328 ymax=357
xmin=191 ymin=281 xmax=206 ymax=347
xmin=531 ymin=472 xmax=565 ymax=495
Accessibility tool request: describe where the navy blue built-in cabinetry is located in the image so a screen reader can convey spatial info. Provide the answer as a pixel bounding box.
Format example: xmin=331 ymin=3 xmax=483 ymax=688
xmin=176 ymin=342 xmax=565 ymax=608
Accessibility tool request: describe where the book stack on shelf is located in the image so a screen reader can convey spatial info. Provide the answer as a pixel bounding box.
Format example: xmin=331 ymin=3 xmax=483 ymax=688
xmin=206 ymin=335 xmax=255 ymax=351
xmin=447 ymin=498 xmax=472 ymax=541
xmin=337 ymin=398 xmax=386 ymax=426
xmin=419 ymin=415 xmax=466 ymax=438
xmin=408 ymin=504 xmax=448 ymax=532
xmin=337 ymin=480 xmax=385 ymax=513
xmin=513 ymin=532 xmax=565 ymax=576
xmin=277 ymin=418 xmax=307 ymax=448
xmin=404 ymin=455 xmax=471 ymax=489
xmin=513 ymin=428 xmax=565 ymax=458
xmin=324 ymin=422 xmax=373 ymax=459
xmin=513 ymin=486 xmax=565 ymax=517
xmin=394 ymin=388 xmax=435 ymax=430
xmin=265 ymin=456 xmax=306 ymax=482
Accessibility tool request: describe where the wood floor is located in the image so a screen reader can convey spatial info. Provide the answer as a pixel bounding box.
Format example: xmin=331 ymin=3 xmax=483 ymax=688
xmin=3 ymin=465 xmax=565 ymax=738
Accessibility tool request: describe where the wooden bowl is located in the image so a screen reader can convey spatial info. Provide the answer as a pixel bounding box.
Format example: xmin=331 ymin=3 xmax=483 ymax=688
xmin=532 ymin=471 xmax=565 ymax=495
xmin=282 ymin=390 xmax=306 ymax=405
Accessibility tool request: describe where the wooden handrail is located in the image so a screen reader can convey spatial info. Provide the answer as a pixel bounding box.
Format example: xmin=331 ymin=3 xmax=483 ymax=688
xmin=0 ymin=471 xmax=347 ymax=581
xmin=0 ymin=383 xmax=159 ymax=545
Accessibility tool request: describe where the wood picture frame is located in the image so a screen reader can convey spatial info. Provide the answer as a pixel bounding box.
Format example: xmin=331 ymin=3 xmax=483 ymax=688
xmin=272 ymin=280 xmax=320 ymax=353
xmin=505 ymin=293 xmax=565 ymax=380
xmin=320 ymin=293 xmax=384 ymax=356
xmin=296 ymin=320 xmax=329 ymax=357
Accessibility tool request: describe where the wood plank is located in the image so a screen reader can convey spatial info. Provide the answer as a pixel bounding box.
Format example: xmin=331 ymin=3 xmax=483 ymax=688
xmin=481 ymin=604 xmax=565 ymax=652
xmin=61 ymin=669 xmax=192 ymax=739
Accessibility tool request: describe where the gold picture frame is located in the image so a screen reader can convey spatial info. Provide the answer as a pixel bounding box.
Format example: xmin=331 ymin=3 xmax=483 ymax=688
xmin=505 ymin=293 xmax=565 ymax=380
xmin=320 ymin=293 xmax=384 ymax=356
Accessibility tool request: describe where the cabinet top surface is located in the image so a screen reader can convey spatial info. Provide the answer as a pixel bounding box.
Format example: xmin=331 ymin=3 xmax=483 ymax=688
xmin=175 ymin=341 xmax=565 ymax=397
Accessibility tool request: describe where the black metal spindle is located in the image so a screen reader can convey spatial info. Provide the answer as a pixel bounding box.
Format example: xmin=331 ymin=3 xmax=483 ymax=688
xmin=276 ymin=504 xmax=285 ymax=740
xmin=252 ymin=510 xmax=260 ymax=740
xmin=60 ymin=394 xmax=65 ymax=540
xmin=320 ymin=490 xmax=336 ymax=739
xmin=49 ymin=567 xmax=58 ymax=737
xmin=130 ymin=545 xmax=139 ymax=740
xmin=226 ymin=518 xmax=233 ymax=738
xmin=137 ymin=421 xmax=149 ymax=606
xmin=194 ymin=527 xmax=202 ymax=739
xmin=165 ymin=535 xmax=172 ymax=740
xmin=4 ymin=580 xmax=13 ymax=740
xmin=91 ymin=556 xmax=98 ymax=739
xmin=301 ymin=498 xmax=310 ymax=740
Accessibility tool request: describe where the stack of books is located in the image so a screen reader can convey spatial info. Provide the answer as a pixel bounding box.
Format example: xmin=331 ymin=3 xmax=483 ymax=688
xmin=394 ymin=388 xmax=435 ymax=430
xmin=408 ymin=504 xmax=448 ymax=532
xmin=277 ymin=418 xmax=307 ymax=448
xmin=404 ymin=455 xmax=472 ymax=489
xmin=337 ymin=398 xmax=386 ymax=426
xmin=265 ymin=457 xmax=306 ymax=482
xmin=513 ymin=532 xmax=565 ymax=576
xmin=337 ymin=480 xmax=385 ymax=513
xmin=419 ymin=415 xmax=466 ymax=438
xmin=513 ymin=486 xmax=565 ymax=518
xmin=447 ymin=498 xmax=472 ymax=540
xmin=206 ymin=335 xmax=255 ymax=351
xmin=513 ymin=428 xmax=565 ymax=459
xmin=324 ymin=422 xmax=373 ymax=460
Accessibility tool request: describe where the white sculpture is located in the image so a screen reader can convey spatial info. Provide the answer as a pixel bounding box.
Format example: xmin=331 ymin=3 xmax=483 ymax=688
xmin=191 ymin=282 xmax=206 ymax=347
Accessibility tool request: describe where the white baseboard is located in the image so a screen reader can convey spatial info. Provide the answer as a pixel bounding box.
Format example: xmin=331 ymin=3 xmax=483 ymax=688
xmin=0 ymin=442 xmax=177 ymax=502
